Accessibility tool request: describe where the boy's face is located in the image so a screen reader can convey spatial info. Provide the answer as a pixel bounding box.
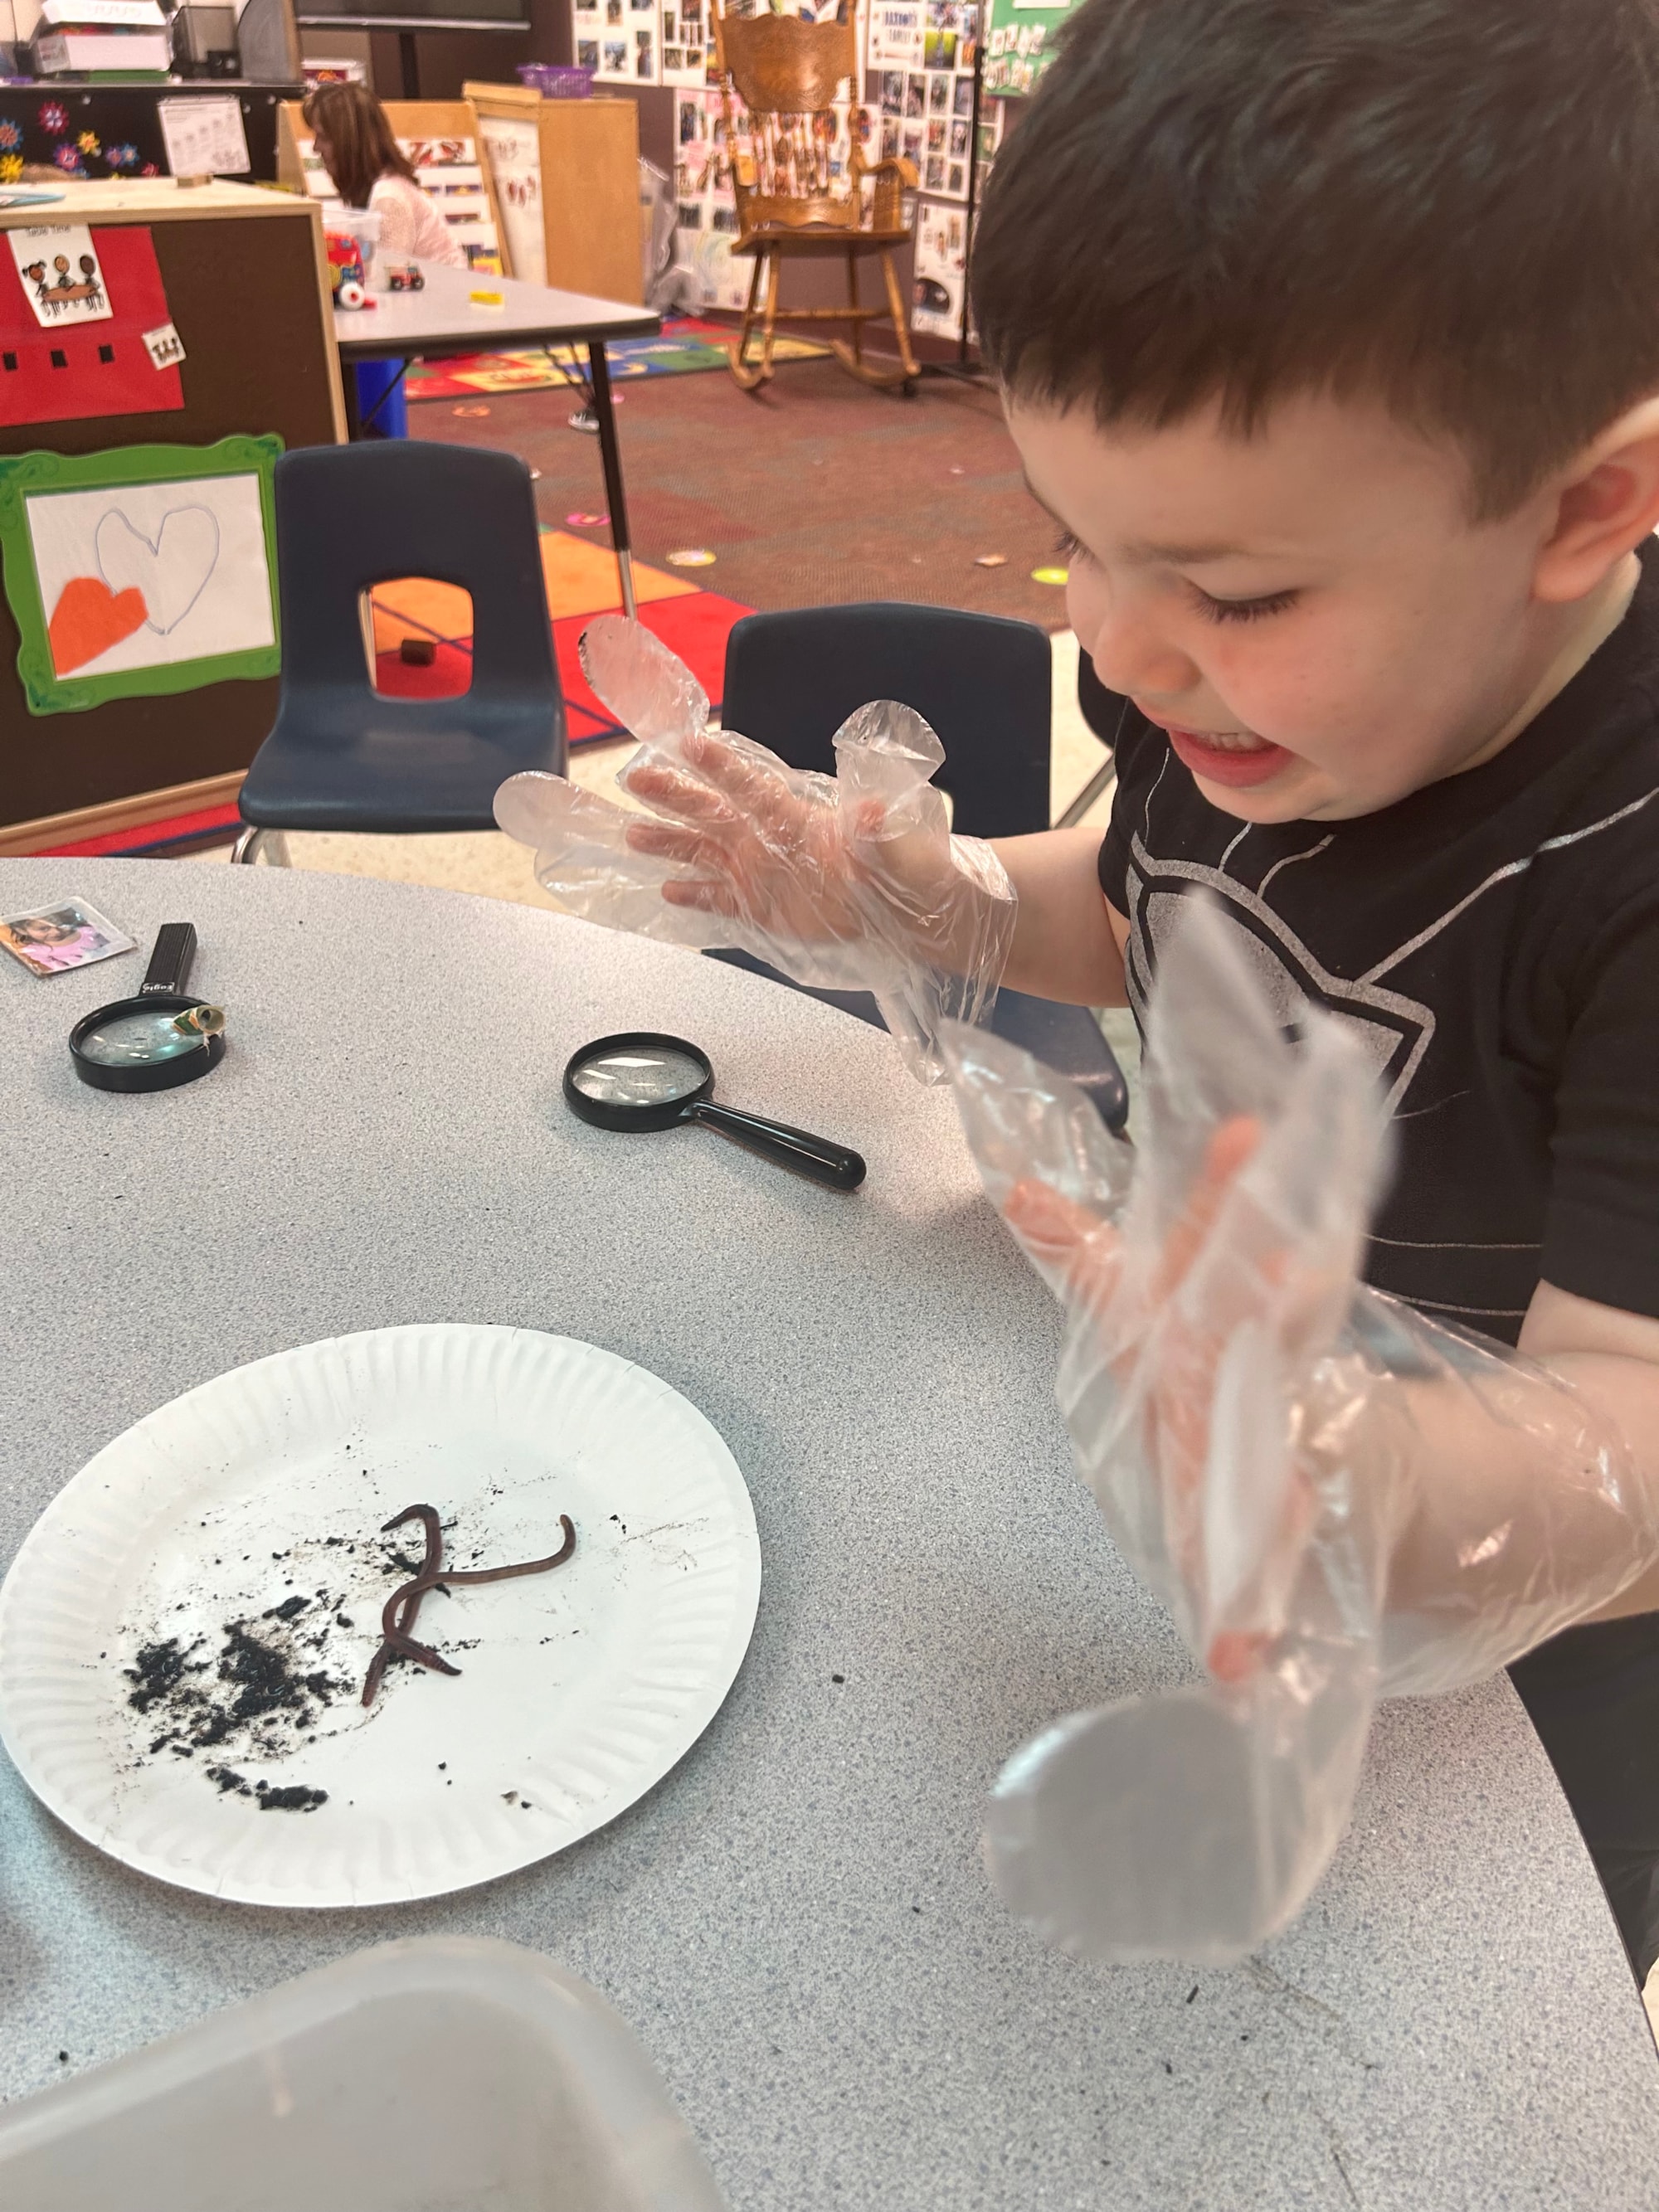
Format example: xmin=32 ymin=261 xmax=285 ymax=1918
xmin=1011 ymin=391 xmax=1582 ymax=824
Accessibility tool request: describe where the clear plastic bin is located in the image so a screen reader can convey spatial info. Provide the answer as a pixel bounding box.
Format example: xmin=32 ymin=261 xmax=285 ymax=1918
xmin=0 ymin=1937 xmax=727 ymax=2212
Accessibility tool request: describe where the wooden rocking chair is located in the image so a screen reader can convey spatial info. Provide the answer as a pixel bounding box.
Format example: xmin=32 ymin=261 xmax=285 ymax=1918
xmin=713 ymin=0 xmax=921 ymax=391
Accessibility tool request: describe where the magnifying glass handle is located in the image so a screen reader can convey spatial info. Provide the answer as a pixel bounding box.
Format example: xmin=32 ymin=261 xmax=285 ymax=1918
xmin=141 ymin=922 xmax=197 ymax=998
xmin=687 ymin=1101 xmax=867 ymax=1192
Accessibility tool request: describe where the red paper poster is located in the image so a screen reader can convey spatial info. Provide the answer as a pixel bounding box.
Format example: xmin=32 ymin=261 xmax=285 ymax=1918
xmin=0 ymin=226 xmax=184 ymax=429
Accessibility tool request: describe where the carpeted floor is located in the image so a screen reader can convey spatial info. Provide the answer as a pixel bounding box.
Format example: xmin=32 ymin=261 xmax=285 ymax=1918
xmin=413 ymin=357 xmax=1075 ymax=631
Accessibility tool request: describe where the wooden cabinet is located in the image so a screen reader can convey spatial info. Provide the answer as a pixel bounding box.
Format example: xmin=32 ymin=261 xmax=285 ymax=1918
xmin=465 ymin=81 xmax=642 ymax=305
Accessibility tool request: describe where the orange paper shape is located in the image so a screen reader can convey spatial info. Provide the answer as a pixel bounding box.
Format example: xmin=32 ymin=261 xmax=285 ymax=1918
xmin=48 ymin=574 xmax=149 ymax=676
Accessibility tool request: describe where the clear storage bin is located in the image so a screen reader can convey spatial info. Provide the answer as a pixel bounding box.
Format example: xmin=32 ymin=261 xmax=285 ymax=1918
xmin=0 ymin=1937 xmax=727 ymax=2212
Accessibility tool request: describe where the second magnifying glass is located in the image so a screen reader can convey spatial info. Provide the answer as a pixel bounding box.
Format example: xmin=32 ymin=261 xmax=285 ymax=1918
xmin=563 ymin=1032 xmax=865 ymax=1192
xmin=69 ymin=922 xmax=226 ymax=1094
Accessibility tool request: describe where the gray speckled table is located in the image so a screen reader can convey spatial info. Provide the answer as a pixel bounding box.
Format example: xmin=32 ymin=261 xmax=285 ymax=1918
xmin=1 ymin=857 xmax=1656 ymax=2209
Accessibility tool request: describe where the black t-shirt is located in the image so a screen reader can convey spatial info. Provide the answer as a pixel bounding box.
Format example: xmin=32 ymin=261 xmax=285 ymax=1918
xmin=1094 ymin=543 xmax=1659 ymax=1347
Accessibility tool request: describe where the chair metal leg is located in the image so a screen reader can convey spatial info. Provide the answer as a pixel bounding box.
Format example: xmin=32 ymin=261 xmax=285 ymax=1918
xmin=231 ymin=825 xmax=290 ymax=866
xmin=1054 ymin=756 xmax=1117 ymax=829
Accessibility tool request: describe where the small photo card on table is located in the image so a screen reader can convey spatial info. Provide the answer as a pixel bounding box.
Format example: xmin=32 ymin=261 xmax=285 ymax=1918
xmin=0 ymin=900 xmax=135 ymax=978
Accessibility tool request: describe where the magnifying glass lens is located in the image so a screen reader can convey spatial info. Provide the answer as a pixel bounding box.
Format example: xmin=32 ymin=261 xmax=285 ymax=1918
xmin=77 ymin=1005 xmax=221 ymax=1069
xmin=570 ymin=1045 xmax=708 ymax=1107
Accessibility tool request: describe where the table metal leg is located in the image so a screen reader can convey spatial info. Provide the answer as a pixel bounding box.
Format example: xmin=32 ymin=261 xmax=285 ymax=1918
xmin=586 ymin=338 xmax=636 ymax=620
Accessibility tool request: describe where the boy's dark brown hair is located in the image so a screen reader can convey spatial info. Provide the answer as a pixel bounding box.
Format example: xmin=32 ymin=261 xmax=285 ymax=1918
xmin=302 ymin=81 xmax=417 ymax=211
xmin=971 ymin=0 xmax=1659 ymax=517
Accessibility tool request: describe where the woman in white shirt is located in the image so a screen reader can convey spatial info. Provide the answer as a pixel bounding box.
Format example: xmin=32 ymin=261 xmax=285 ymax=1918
xmin=303 ymin=82 xmax=465 ymax=269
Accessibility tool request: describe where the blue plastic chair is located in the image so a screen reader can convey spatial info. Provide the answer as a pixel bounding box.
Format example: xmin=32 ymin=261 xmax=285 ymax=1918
xmin=236 ymin=443 xmax=564 ymax=859
xmin=708 ymin=603 xmax=1129 ymax=1130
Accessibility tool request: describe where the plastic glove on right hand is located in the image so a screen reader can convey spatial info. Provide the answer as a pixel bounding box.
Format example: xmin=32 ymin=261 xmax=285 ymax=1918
xmin=943 ymin=894 xmax=1655 ymax=1964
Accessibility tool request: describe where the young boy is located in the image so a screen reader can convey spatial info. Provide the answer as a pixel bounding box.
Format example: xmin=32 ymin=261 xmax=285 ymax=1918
xmin=504 ymin=0 xmax=1659 ymax=1981
xmin=966 ymin=0 xmax=1659 ymax=1982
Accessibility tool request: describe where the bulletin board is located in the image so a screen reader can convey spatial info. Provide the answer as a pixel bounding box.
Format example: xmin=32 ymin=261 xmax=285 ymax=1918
xmin=0 ymin=84 xmax=298 ymax=187
xmin=0 ymin=181 xmax=342 ymax=842
xmin=982 ymin=0 xmax=1068 ymax=95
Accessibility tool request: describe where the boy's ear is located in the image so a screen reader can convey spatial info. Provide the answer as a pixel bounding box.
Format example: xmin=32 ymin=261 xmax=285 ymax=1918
xmin=1533 ymin=396 xmax=1659 ymax=603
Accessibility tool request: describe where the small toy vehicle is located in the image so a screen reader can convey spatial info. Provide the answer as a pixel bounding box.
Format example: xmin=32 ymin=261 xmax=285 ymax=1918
xmin=324 ymin=229 xmax=376 ymax=308
xmin=324 ymin=229 xmax=364 ymax=294
xmin=387 ymin=264 xmax=426 ymax=292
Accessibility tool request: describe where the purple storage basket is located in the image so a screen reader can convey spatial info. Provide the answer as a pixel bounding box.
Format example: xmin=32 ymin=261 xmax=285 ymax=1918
xmin=517 ymin=63 xmax=596 ymax=96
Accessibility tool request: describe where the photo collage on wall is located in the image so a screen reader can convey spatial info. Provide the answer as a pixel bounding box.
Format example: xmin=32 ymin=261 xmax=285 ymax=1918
xmin=658 ymin=0 xmax=1007 ymax=338
xmin=573 ymin=0 xmax=715 ymax=85
xmin=878 ymin=0 xmax=980 ymax=336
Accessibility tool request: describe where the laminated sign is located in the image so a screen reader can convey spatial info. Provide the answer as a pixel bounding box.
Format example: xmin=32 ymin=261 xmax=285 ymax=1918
xmin=7 ymin=226 xmax=113 ymax=329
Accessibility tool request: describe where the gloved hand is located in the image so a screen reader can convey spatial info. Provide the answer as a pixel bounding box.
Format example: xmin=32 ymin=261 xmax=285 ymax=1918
xmin=942 ymin=895 xmax=1655 ymax=1962
xmin=494 ymin=615 xmax=1017 ymax=1081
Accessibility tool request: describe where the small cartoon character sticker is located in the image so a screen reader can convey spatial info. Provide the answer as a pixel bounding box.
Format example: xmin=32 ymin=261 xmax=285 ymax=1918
xmin=6 ymin=224 xmax=113 ymax=328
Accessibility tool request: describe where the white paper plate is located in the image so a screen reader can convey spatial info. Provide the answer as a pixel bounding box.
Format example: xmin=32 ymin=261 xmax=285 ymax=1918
xmin=0 ymin=1325 xmax=761 ymax=1908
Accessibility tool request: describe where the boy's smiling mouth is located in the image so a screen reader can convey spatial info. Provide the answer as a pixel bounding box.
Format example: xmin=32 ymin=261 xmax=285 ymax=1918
xmin=1156 ymin=721 xmax=1295 ymax=790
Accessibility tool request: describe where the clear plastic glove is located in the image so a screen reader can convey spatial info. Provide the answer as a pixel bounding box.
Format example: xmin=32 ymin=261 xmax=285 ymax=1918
xmin=494 ymin=615 xmax=1017 ymax=1081
xmin=942 ymin=895 xmax=1657 ymax=1963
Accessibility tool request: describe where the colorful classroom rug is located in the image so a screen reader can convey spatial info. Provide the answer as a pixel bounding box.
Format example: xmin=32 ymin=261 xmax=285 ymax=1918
xmin=405 ymin=317 xmax=828 ymax=402
xmin=32 ymin=528 xmax=750 ymax=857
xmin=40 ymin=801 xmax=248 ymax=860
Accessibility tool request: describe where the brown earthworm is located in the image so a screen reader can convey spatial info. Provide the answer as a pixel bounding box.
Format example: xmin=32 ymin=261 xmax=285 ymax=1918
xmin=360 ymin=1508 xmax=577 ymax=1707
xmin=432 ymin=1517 xmax=576 ymax=1586
xmin=362 ymin=1505 xmax=454 ymax=1705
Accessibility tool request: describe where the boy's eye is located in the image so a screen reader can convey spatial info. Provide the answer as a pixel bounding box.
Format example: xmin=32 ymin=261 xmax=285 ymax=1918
xmin=1190 ymin=585 xmax=1300 ymax=625
xmin=1053 ymin=528 xmax=1084 ymax=562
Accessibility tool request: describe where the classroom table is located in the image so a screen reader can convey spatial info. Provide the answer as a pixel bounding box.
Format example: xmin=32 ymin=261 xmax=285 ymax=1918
xmin=1 ymin=854 xmax=1657 ymax=2210
xmin=332 ymin=262 xmax=660 ymax=617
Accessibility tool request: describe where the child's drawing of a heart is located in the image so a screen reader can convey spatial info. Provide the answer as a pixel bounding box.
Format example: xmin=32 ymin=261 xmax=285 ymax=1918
xmin=95 ymin=505 xmax=220 ymax=636
xmin=47 ymin=576 xmax=148 ymax=675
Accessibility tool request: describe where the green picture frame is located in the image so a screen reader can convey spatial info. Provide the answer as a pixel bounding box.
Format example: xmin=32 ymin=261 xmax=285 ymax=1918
xmin=0 ymin=435 xmax=284 ymax=717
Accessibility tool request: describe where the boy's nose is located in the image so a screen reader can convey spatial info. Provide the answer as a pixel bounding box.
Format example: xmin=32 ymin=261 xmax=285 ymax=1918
xmin=1084 ymin=617 xmax=1199 ymax=703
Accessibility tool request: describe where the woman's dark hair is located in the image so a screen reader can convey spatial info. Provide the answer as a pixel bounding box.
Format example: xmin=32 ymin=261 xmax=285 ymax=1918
xmin=972 ymin=0 xmax=1659 ymax=516
xmin=302 ymin=81 xmax=417 ymax=210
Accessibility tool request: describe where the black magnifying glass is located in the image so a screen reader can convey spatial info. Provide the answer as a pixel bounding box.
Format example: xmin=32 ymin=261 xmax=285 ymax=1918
xmin=563 ymin=1032 xmax=866 ymax=1192
xmin=69 ymin=922 xmax=226 ymax=1094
